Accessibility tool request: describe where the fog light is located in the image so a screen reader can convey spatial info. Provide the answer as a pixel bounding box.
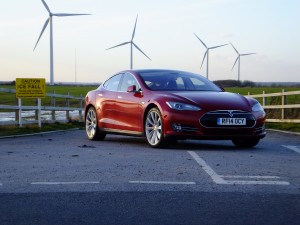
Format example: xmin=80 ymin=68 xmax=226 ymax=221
xmin=172 ymin=123 xmax=182 ymax=132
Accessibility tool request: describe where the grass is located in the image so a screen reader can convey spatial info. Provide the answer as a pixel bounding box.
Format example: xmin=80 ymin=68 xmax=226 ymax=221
xmin=0 ymin=84 xmax=98 ymax=108
xmin=0 ymin=121 xmax=84 ymax=137
xmin=265 ymin=122 xmax=300 ymax=133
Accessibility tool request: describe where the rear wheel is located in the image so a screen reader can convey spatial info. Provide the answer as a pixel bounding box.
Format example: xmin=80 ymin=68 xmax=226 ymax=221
xmin=232 ymin=138 xmax=260 ymax=148
xmin=145 ymin=108 xmax=169 ymax=148
xmin=85 ymin=107 xmax=106 ymax=140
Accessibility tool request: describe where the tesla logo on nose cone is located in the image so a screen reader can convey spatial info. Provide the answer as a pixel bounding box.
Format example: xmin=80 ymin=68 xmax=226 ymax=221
xmin=228 ymin=110 xmax=234 ymax=117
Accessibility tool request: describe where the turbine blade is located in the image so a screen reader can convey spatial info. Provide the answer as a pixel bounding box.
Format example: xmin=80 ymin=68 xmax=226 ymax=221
xmin=33 ymin=18 xmax=50 ymax=51
xmin=200 ymin=50 xmax=208 ymax=69
xmin=132 ymin=42 xmax=151 ymax=60
xmin=241 ymin=53 xmax=256 ymax=56
xmin=194 ymin=33 xmax=207 ymax=48
xmin=210 ymin=44 xmax=228 ymax=49
xmin=41 ymin=0 xmax=51 ymax=13
xmin=52 ymin=13 xmax=91 ymax=17
xmin=106 ymin=42 xmax=130 ymax=50
xmin=131 ymin=15 xmax=138 ymax=41
xmin=231 ymin=56 xmax=239 ymax=70
xmin=230 ymin=42 xmax=239 ymax=55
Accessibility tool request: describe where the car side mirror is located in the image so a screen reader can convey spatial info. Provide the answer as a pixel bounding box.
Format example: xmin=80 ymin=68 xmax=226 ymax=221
xmin=127 ymin=85 xmax=137 ymax=92
xmin=219 ymin=86 xmax=225 ymax=92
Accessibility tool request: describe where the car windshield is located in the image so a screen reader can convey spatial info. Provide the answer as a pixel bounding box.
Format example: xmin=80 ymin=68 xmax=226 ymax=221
xmin=137 ymin=70 xmax=222 ymax=91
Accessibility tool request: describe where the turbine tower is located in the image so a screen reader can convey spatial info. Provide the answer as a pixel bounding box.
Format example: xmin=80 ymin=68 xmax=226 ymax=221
xmin=230 ymin=42 xmax=256 ymax=81
xmin=33 ymin=0 xmax=90 ymax=85
xmin=194 ymin=33 xmax=227 ymax=79
xmin=106 ymin=15 xmax=151 ymax=69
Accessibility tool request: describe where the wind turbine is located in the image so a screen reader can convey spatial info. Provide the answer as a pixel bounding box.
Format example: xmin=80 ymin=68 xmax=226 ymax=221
xmin=194 ymin=33 xmax=228 ymax=79
xmin=106 ymin=15 xmax=151 ymax=69
xmin=230 ymin=42 xmax=256 ymax=81
xmin=33 ymin=0 xmax=90 ymax=85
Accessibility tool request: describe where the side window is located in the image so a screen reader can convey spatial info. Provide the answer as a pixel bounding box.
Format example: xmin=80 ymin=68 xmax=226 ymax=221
xmin=190 ymin=77 xmax=206 ymax=90
xmin=103 ymin=74 xmax=122 ymax=91
xmin=120 ymin=73 xmax=140 ymax=92
xmin=175 ymin=77 xmax=185 ymax=90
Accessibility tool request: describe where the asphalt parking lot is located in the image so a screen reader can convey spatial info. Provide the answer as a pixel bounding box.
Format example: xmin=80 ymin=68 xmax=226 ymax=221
xmin=0 ymin=129 xmax=300 ymax=193
xmin=0 ymin=129 xmax=300 ymax=225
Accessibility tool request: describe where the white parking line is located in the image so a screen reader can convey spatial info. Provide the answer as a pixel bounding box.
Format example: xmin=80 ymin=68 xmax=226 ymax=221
xmin=187 ymin=151 xmax=226 ymax=184
xmin=223 ymin=180 xmax=290 ymax=185
xmin=220 ymin=175 xmax=280 ymax=179
xmin=129 ymin=181 xmax=196 ymax=185
xmin=282 ymin=145 xmax=300 ymax=154
xmin=31 ymin=181 xmax=100 ymax=185
xmin=188 ymin=151 xmax=290 ymax=185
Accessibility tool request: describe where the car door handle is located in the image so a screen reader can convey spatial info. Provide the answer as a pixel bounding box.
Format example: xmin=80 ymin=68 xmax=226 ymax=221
xmin=117 ymin=96 xmax=122 ymax=99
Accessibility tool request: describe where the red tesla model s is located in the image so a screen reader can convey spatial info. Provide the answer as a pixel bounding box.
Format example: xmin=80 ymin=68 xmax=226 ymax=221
xmin=84 ymin=69 xmax=266 ymax=148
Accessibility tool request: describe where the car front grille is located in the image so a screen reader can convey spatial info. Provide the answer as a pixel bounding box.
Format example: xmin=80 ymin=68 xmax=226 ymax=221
xmin=200 ymin=110 xmax=256 ymax=128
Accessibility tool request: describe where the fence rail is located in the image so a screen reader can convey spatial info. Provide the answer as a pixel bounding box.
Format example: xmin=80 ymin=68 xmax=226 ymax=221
xmin=248 ymin=90 xmax=300 ymax=123
xmin=0 ymin=88 xmax=84 ymax=127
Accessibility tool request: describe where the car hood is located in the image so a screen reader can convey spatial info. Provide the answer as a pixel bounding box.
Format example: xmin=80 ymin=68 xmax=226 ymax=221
xmin=170 ymin=91 xmax=252 ymax=111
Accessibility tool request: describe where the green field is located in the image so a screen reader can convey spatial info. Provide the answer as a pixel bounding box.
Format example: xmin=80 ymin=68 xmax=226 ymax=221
xmin=0 ymin=85 xmax=98 ymax=108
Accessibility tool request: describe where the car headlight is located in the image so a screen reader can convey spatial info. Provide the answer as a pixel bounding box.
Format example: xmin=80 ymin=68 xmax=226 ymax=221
xmin=252 ymin=102 xmax=265 ymax=112
xmin=166 ymin=101 xmax=201 ymax=111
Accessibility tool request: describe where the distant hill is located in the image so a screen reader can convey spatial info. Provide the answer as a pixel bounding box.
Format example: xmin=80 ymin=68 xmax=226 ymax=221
xmin=256 ymin=82 xmax=300 ymax=87
xmin=213 ymin=80 xmax=300 ymax=88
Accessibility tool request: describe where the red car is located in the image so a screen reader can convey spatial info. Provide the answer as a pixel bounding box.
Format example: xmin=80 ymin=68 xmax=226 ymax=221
xmin=84 ymin=69 xmax=266 ymax=148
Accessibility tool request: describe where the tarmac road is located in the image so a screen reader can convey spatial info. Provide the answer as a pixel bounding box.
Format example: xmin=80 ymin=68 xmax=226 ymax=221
xmin=0 ymin=129 xmax=300 ymax=225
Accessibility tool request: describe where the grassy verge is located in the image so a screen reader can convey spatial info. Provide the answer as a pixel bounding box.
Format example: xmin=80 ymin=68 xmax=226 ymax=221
xmin=265 ymin=122 xmax=300 ymax=133
xmin=0 ymin=121 xmax=84 ymax=137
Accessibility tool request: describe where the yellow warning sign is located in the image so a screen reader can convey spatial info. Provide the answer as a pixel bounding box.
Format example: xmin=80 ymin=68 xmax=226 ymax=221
xmin=16 ymin=78 xmax=46 ymax=98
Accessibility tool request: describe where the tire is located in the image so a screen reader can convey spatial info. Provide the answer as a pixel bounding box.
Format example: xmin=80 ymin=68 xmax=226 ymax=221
xmin=232 ymin=138 xmax=260 ymax=148
xmin=85 ymin=107 xmax=106 ymax=141
xmin=145 ymin=108 xmax=169 ymax=148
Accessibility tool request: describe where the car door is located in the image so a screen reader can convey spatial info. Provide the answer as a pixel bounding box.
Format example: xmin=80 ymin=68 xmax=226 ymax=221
xmin=98 ymin=73 xmax=122 ymax=129
xmin=114 ymin=72 xmax=143 ymax=133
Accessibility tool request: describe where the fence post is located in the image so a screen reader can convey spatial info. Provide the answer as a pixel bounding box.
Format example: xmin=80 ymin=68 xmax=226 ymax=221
xmin=66 ymin=92 xmax=70 ymax=121
xmin=37 ymin=98 xmax=42 ymax=127
xmin=262 ymin=91 xmax=267 ymax=106
xmin=51 ymin=90 xmax=56 ymax=121
xmin=35 ymin=99 xmax=38 ymax=121
xmin=18 ymin=98 xmax=22 ymax=128
xmin=79 ymin=94 xmax=83 ymax=121
xmin=282 ymin=89 xmax=286 ymax=120
xmin=15 ymin=98 xmax=19 ymax=123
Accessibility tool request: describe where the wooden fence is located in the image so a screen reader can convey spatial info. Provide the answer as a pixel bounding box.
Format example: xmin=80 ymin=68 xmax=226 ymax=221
xmin=0 ymin=88 xmax=84 ymax=127
xmin=248 ymin=90 xmax=300 ymax=123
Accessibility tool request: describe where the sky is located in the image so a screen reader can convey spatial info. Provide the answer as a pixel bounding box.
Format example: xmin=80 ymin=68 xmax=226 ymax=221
xmin=0 ymin=0 xmax=299 ymax=83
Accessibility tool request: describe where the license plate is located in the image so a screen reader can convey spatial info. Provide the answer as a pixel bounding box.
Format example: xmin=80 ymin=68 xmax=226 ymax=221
xmin=217 ymin=118 xmax=246 ymax=126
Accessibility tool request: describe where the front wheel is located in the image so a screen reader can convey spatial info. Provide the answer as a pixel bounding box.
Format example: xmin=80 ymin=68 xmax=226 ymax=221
xmin=145 ymin=108 xmax=169 ymax=148
xmin=85 ymin=107 xmax=106 ymax=141
xmin=232 ymin=138 xmax=260 ymax=148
